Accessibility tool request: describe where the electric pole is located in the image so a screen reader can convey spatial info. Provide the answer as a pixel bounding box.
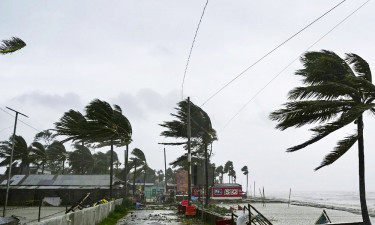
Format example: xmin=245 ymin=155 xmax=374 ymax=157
xmin=164 ymin=148 xmax=167 ymax=195
xmin=187 ymin=97 xmax=192 ymax=205
xmin=3 ymin=107 xmax=28 ymax=217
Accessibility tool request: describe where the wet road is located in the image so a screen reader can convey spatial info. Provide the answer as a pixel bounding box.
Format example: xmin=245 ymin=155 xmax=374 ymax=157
xmin=116 ymin=210 xmax=183 ymax=225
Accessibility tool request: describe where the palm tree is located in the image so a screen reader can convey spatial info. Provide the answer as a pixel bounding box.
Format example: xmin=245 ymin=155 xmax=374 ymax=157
xmin=0 ymin=136 xmax=37 ymax=174
xmin=46 ymin=141 xmax=68 ymax=174
xmin=224 ymin=161 xmax=233 ymax=183
xmin=85 ymin=99 xmax=132 ymax=199
xmin=0 ymin=37 xmax=26 ymax=55
xmin=241 ymin=166 xmax=249 ymax=196
xmin=160 ymin=98 xmax=217 ymax=206
xmin=215 ymin=165 xmax=224 ymax=184
xmin=92 ymin=152 xmax=110 ymax=174
xmin=69 ymin=143 xmax=94 ymax=174
xmin=130 ymin=148 xmax=146 ymax=196
xmin=270 ymin=50 xmax=375 ymax=224
xmin=31 ymin=142 xmax=47 ymax=174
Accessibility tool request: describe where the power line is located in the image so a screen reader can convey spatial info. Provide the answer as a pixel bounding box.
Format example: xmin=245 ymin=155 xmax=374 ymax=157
xmin=0 ymin=108 xmax=41 ymax=132
xmin=181 ymin=0 xmax=210 ymax=100
xmin=220 ymin=0 xmax=370 ymax=132
xmin=200 ymin=0 xmax=348 ymax=107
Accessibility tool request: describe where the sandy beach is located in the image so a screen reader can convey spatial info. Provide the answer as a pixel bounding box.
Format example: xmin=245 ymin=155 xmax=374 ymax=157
xmin=220 ymin=202 xmax=375 ymax=225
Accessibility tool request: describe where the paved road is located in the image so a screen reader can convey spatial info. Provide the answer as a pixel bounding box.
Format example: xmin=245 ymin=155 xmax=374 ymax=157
xmin=116 ymin=210 xmax=183 ymax=225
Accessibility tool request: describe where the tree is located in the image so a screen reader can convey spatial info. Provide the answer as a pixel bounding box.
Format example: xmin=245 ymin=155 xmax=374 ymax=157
xmin=0 ymin=37 xmax=26 ymax=55
xmin=85 ymin=99 xmax=132 ymax=199
xmin=215 ymin=166 xmax=224 ymax=184
xmin=269 ymin=50 xmax=374 ymax=224
xmin=130 ymin=148 xmax=146 ymax=196
xmin=0 ymin=136 xmax=39 ymax=174
xmin=31 ymin=142 xmax=47 ymax=174
xmin=166 ymin=168 xmax=177 ymax=184
xmin=92 ymin=152 xmax=110 ymax=174
xmin=55 ymin=99 xmax=132 ymax=198
xmin=46 ymin=141 xmax=68 ymax=174
xmin=224 ymin=161 xmax=233 ymax=183
xmin=241 ymin=166 xmax=249 ymax=196
xmin=69 ymin=143 xmax=94 ymax=174
xmin=160 ymin=99 xmax=217 ymax=206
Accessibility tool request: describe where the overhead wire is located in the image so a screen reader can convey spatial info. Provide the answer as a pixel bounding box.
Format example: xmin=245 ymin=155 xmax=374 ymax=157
xmin=200 ymin=0 xmax=348 ymax=107
xmin=0 ymin=107 xmax=41 ymax=132
xmin=181 ymin=0 xmax=210 ymax=100
xmin=219 ymin=0 xmax=371 ymax=132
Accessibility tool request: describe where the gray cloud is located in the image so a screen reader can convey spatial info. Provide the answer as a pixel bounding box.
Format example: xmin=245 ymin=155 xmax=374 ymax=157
xmin=11 ymin=92 xmax=82 ymax=110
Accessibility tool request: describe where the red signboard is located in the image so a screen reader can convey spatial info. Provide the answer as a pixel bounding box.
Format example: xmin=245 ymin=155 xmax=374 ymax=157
xmin=185 ymin=205 xmax=197 ymax=216
xmin=177 ymin=171 xmax=188 ymax=192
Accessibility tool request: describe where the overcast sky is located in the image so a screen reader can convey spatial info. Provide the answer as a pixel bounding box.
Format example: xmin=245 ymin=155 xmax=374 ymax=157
xmin=1 ymin=0 xmax=374 ymax=194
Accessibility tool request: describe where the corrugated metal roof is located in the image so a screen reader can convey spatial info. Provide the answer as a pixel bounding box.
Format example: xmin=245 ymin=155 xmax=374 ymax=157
xmin=0 ymin=175 xmax=121 ymax=187
xmin=0 ymin=174 xmax=25 ymax=185
xmin=21 ymin=175 xmax=55 ymax=185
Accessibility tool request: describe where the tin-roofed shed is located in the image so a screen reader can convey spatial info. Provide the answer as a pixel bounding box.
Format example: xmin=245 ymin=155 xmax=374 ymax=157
xmin=0 ymin=175 xmax=123 ymax=205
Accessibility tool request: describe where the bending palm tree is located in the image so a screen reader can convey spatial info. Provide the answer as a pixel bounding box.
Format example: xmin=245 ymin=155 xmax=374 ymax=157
xmin=0 ymin=37 xmax=26 ymax=55
xmin=130 ymin=148 xmax=146 ymax=197
xmin=46 ymin=141 xmax=68 ymax=174
xmin=270 ymin=50 xmax=374 ymax=224
xmin=241 ymin=166 xmax=249 ymax=196
xmin=31 ymin=142 xmax=47 ymax=174
xmin=160 ymin=98 xmax=216 ymax=206
xmin=85 ymin=99 xmax=132 ymax=199
xmin=0 ymin=136 xmax=37 ymax=174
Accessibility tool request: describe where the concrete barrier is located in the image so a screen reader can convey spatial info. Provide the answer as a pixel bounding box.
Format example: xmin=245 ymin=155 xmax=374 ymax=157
xmin=29 ymin=199 xmax=123 ymax=225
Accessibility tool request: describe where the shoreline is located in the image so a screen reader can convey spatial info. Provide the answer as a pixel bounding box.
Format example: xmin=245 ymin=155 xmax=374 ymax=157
xmin=238 ymin=197 xmax=375 ymax=218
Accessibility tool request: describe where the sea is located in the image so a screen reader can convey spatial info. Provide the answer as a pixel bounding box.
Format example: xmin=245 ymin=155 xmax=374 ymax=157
xmin=265 ymin=191 xmax=375 ymax=216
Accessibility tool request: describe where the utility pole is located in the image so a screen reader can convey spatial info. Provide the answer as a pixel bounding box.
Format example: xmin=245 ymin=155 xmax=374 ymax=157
xmin=3 ymin=107 xmax=28 ymax=217
xmin=109 ymin=139 xmax=114 ymax=199
xmin=164 ymin=148 xmax=167 ymax=195
xmin=124 ymin=145 xmax=129 ymax=198
xmin=187 ymin=97 xmax=192 ymax=205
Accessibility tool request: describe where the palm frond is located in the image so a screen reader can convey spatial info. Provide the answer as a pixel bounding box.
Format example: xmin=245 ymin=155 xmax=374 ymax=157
xmin=315 ymin=133 xmax=358 ymax=170
xmin=288 ymin=83 xmax=359 ymax=101
xmin=345 ymin=53 xmax=372 ymax=83
xmin=270 ymin=100 xmax=353 ymax=130
xmin=0 ymin=37 xmax=26 ymax=54
xmin=287 ymin=104 xmax=372 ymax=152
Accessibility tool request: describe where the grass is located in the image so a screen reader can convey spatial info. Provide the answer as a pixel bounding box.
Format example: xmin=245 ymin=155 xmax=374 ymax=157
xmin=97 ymin=198 xmax=135 ymax=225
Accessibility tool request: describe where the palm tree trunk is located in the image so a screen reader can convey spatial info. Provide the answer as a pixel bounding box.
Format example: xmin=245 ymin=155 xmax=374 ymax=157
xmin=42 ymin=163 xmax=45 ymax=175
xmin=133 ymin=159 xmax=137 ymax=197
xmin=110 ymin=139 xmax=114 ymax=200
xmin=357 ymin=115 xmax=371 ymax=225
xmin=62 ymin=160 xmax=65 ymax=174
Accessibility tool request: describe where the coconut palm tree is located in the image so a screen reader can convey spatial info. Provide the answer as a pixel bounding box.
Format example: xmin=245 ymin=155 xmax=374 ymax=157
xmin=85 ymin=99 xmax=132 ymax=199
xmin=241 ymin=166 xmax=249 ymax=196
xmin=224 ymin=161 xmax=233 ymax=183
xmin=270 ymin=50 xmax=375 ymax=224
xmin=69 ymin=143 xmax=94 ymax=174
xmin=215 ymin=165 xmax=224 ymax=184
xmin=130 ymin=148 xmax=146 ymax=196
xmin=31 ymin=142 xmax=47 ymax=174
xmin=46 ymin=141 xmax=68 ymax=174
xmin=0 ymin=136 xmax=39 ymax=174
xmin=160 ymin=98 xmax=217 ymax=206
xmin=0 ymin=37 xmax=26 ymax=55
